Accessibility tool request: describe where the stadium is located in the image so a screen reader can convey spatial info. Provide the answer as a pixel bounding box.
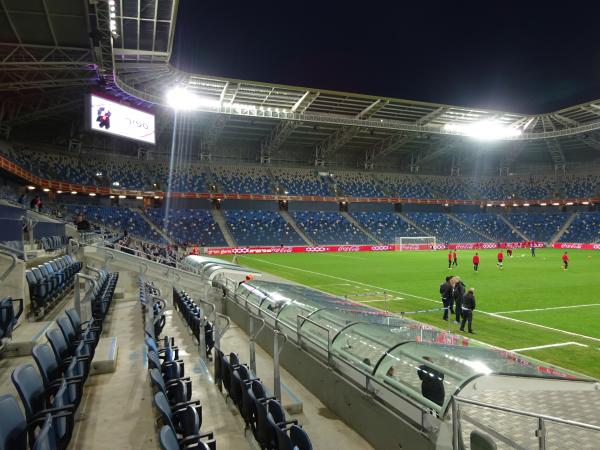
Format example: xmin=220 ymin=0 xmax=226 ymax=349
xmin=1 ymin=1 xmax=600 ymax=449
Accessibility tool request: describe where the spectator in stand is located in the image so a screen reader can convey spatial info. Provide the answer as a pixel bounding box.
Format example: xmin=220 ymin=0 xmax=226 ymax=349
xmin=472 ymin=253 xmax=480 ymax=272
xmin=460 ymin=288 xmax=476 ymax=334
xmin=75 ymin=213 xmax=91 ymax=231
xmin=562 ymin=252 xmax=569 ymax=271
xmin=18 ymin=192 xmax=27 ymax=206
xmin=30 ymin=195 xmax=42 ymax=212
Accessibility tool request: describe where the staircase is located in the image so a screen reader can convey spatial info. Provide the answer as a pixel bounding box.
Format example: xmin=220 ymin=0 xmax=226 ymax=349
xmin=550 ymin=212 xmax=577 ymax=244
xmin=210 ymin=209 xmax=237 ymax=247
xmin=396 ymin=212 xmax=431 ymax=236
xmin=448 ymin=214 xmax=494 ymax=241
xmin=499 ymin=214 xmax=529 ymax=240
xmin=280 ymin=211 xmax=314 ymax=245
xmin=134 ymin=208 xmax=175 ymax=245
xmin=340 ymin=211 xmax=382 ymax=244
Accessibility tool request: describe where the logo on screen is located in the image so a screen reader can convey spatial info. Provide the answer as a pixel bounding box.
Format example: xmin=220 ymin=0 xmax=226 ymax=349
xmin=96 ymin=107 xmax=111 ymax=129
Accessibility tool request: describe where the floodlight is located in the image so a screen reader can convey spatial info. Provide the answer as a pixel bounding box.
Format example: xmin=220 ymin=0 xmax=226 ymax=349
xmin=582 ymin=201 xmax=590 ymax=205
xmin=56 ymin=190 xmax=63 ymax=194
xmin=540 ymin=202 xmax=547 ymax=206
xmin=71 ymin=191 xmax=77 ymax=195
xmin=552 ymin=202 xmax=560 ymax=206
xmin=444 ymin=120 xmax=522 ymax=140
xmin=566 ymin=202 xmax=574 ymax=205
xmin=166 ymin=87 xmax=219 ymax=111
xmin=500 ymin=203 xmax=506 ymax=207
xmin=43 ymin=188 xmax=50 ymax=192
xmin=154 ymin=195 xmax=160 ymax=199
xmin=27 ymin=185 xmax=36 ymax=190
xmin=110 ymin=195 xmax=115 ymax=199
xmin=486 ymin=203 xmax=492 ymax=207
xmin=119 ymin=195 xmax=126 ymax=199
xmin=112 ymin=181 xmax=120 ymax=186
xmin=523 ymin=203 xmax=530 ymax=207
xmin=136 ymin=196 xmax=143 ymax=200
xmin=89 ymin=193 xmax=96 ymax=197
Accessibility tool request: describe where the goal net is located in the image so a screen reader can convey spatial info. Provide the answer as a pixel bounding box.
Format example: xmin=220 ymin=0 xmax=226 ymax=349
xmin=395 ymin=236 xmax=436 ymax=251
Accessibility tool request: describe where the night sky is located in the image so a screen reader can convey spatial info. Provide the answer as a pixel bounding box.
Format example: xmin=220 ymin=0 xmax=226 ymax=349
xmin=171 ymin=1 xmax=600 ymax=114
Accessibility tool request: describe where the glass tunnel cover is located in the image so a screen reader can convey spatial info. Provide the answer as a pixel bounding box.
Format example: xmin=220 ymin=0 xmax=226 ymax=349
xmin=233 ymin=279 xmax=593 ymax=412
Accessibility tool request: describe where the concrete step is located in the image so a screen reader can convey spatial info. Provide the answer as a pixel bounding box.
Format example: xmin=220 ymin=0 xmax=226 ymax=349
xmin=113 ymin=288 xmax=125 ymax=300
xmin=90 ymin=336 xmax=118 ymax=375
xmin=2 ymin=321 xmax=54 ymax=356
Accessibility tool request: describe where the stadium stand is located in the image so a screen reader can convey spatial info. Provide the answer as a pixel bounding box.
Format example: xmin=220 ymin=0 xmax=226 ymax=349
xmin=333 ymin=171 xmax=387 ymax=197
xmin=223 ymin=209 xmax=305 ymax=245
xmin=377 ymin=174 xmax=436 ymax=199
xmin=454 ymin=212 xmax=517 ymax=241
xmin=292 ymin=210 xmax=374 ymax=244
xmin=211 ymin=165 xmax=272 ymax=194
xmin=563 ymin=174 xmax=600 ymax=198
xmin=272 ymin=168 xmax=331 ymax=196
xmin=351 ymin=211 xmax=423 ymax=243
xmin=64 ymin=205 xmax=167 ymax=244
xmin=559 ymin=212 xmax=600 ymax=242
xmin=405 ymin=212 xmax=489 ymax=243
xmin=145 ymin=208 xmax=226 ymax=246
xmin=504 ymin=212 xmax=570 ymax=242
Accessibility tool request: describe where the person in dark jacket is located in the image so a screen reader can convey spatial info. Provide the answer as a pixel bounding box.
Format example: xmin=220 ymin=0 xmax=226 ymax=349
xmin=417 ymin=356 xmax=445 ymax=407
xmin=440 ymin=277 xmax=456 ymax=321
xmin=453 ymin=277 xmax=466 ymax=324
xmin=460 ymin=288 xmax=476 ymax=334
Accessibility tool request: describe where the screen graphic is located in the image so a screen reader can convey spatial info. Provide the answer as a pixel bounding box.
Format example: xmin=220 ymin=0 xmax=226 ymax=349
xmin=89 ymin=94 xmax=155 ymax=144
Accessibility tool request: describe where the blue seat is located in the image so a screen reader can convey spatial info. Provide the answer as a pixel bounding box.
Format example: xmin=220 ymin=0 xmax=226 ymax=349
xmin=149 ymin=368 xmax=192 ymax=406
xmin=11 ymin=364 xmax=75 ymax=450
xmin=32 ymin=414 xmax=58 ymax=450
xmin=158 ymin=425 xmax=214 ymax=450
xmin=0 ymin=394 xmax=27 ymax=450
xmin=265 ymin=399 xmax=298 ymax=450
xmin=46 ymin=329 xmax=90 ymax=380
xmin=0 ymin=297 xmax=23 ymax=341
xmin=153 ymin=392 xmax=204 ymax=438
xmin=275 ymin=424 xmax=312 ymax=450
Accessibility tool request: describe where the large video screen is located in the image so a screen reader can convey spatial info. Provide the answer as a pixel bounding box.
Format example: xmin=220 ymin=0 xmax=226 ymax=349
xmin=89 ymin=94 xmax=155 ymax=144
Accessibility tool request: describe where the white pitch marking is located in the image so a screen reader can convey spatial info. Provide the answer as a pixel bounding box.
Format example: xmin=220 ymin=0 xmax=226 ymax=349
xmin=495 ymin=304 xmax=600 ymax=314
xmin=511 ymin=342 xmax=589 ymax=352
xmin=242 ymin=256 xmax=600 ymax=344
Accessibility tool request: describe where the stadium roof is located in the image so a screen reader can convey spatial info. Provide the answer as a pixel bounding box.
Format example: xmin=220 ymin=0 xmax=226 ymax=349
xmin=2 ymin=0 xmax=600 ymax=171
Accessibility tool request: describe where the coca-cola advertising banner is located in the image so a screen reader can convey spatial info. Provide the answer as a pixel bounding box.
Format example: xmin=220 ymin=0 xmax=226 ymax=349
xmin=552 ymin=243 xmax=600 ymax=250
xmin=205 ymin=244 xmax=395 ymax=256
xmin=204 ymin=242 xmax=546 ymax=256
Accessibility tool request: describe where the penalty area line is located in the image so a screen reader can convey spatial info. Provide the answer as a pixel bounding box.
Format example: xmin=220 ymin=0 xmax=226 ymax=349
xmin=241 ymin=256 xmax=600 ymax=344
xmin=494 ymin=304 xmax=600 ymax=314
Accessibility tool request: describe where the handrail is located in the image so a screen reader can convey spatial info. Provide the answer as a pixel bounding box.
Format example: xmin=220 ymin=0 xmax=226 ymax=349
xmin=0 ymin=250 xmax=18 ymax=282
xmin=75 ymin=273 xmax=99 ymax=322
xmin=452 ymin=396 xmax=600 ymax=432
xmin=297 ymin=314 xmax=332 ymax=365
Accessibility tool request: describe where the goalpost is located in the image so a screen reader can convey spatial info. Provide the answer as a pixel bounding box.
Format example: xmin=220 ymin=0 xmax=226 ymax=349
xmin=395 ymin=236 xmax=437 ymax=251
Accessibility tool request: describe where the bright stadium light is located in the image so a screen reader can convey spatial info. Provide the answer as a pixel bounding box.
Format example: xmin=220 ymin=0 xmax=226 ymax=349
xmin=136 ymin=196 xmax=144 ymax=200
xmin=566 ymin=202 xmax=574 ymax=205
xmin=486 ymin=203 xmax=492 ymax=207
xmin=89 ymin=193 xmax=96 ymax=197
xmin=109 ymin=195 xmax=115 ymax=199
xmin=56 ymin=190 xmax=63 ymax=194
xmin=552 ymin=202 xmax=560 ymax=206
xmin=27 ymin=185 xmax=36 ymax=190
xmin=118 ymin=195 xmax=126 ymax=199
xmin=582 ymin=201 xmax=590 ymax=205
xmin=43 ymin=188 xmax=50 ymax=192
xmin=444 ymin=120 xmax=522 ymax=140
xmin=166 ymin=87 xmax=218 ymax=111
xmin=71 ymin=191 xmax=77 ymax=195
xmin=540 ymin=202 xmax=547 ymax=206
xmin=523 ymin=203 xmax=530 ymax=207
xmin=500 ymin=203 xmax=506 ymax=207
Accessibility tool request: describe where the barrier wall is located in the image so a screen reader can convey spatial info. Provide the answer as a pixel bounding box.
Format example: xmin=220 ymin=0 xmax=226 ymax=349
xmin=204 ymin=241 xmax=546 ymax=255
xmin=552 ymin=243 xmax=600 ymax=250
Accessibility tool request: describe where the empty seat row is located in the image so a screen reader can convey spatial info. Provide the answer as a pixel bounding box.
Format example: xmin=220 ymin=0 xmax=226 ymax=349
xmin=139 ymin=279 xmax=217 ymax=450
xmin=173 ymin=289 xmax=214 ymax=358
xmin=216 ymin=350 xmax=313 ymax=450
xmin=0 ymin=272 xmax=116 ymax=450
xmin=25 ymin=255 xmax=82 ymax=316
xmin=40 ymin=236 xmax=69 ymax=252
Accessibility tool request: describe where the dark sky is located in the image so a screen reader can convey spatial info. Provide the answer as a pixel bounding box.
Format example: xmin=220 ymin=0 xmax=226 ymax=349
xmin=171 ymin=1 xmax=600 ymax=114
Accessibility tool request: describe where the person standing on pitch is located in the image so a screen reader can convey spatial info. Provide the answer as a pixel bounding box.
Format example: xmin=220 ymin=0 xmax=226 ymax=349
xmin=460 ymin=288 xmax=476 ymax=334
xmin=531 ymin=242 xmax=536 ymax=257
xmin=562 ymin=251 xmax=569 ymax=270
xmin=452 ymin=250 xmax=458 ymax=267
xmin=447 ymin=250 xmax=453 ymax=269
xmin=453 ymin=276 xmax=465 ymax=324
xmin=472 ymin=252 xmax=480 ymax=272
xmin=441 ymin=276 xmax=456 ymax=321
xmin=497 ymin=250 xmax=504 ymax=269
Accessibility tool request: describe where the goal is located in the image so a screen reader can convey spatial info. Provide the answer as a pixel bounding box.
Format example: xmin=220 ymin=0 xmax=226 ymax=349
xmin=395 ymin=236 xmax=436 ymax=251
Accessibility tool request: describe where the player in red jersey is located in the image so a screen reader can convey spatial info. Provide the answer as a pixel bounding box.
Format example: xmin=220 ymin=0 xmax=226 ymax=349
xmin=562 ymin=252 xmax=569 ymax=270
xmin=472 ymin=253 xmax=480 ymax=272
xmin=497 ymin=251 xmax=504 ymax=269
xmin=507 ymin=247 xmax=513 ymax=257
xmin=448 ymin=250 xmax=453 ymax=269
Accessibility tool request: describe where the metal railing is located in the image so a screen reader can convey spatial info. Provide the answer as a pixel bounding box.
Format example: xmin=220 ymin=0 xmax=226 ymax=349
xmin=451 ymin=396 xmax=600 ymax=450
xmin=0 ymin=250 xmax=18 ymax=283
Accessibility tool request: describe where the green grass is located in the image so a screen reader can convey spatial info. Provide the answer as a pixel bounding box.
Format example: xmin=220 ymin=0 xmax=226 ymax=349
xmin=229 ymin=248 xmax=600 ymax=379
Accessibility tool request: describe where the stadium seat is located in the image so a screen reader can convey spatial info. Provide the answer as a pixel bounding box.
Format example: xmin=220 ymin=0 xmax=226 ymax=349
xmin=265 ymin=399 xmax=298 ymax=450
xmin=275 ymin=424 xmax=313 ymax=450
xmin=470 ymin=430 xmax=497 ymax=450
xmin=0 ymin=394 xmax=28 ymax=450
xmin=0 ymin=297 xmax=23 ymax=341
xmin=158 ymin=425 xmax=214 ymax=450
xmin=11 ymin=364 xmax=75 ymax=450
xmin=31 ymin=414 xmax=59 ymax=450
xmin=153 ymin=392 xmax=205 ymax=439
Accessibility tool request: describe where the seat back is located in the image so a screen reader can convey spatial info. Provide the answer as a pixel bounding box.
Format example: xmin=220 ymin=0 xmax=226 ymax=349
xmin=275 ymin=421 xmax=293 ymax=450
xmin=65 ymin=309 xmax=81 ymax=331
xmin=153 ymin=392 xmax=175 ymax=431
xmin=11 ymin=364 xmax=46 ymax=420
xmin=0 ymin=297 xmax=23 ymax=339
xmin=46 ymin=329 xmax=71 ymax=363
xmin=0 ymin=394 xmax=27 ymax=450
xmin=290 ymin=424 xmax=312 ymax=450
xmin=32 ymin=344 xmax=60 ymax=387
xmin=158 ymin=425 xmax=179 ymax=450
xmin=149 ymin=368 xmax=166 ymax=395
xmin=56 ymin=316 xmax=76 ymax=345
xmin=470 ymin=430 xmax=497 ymax=450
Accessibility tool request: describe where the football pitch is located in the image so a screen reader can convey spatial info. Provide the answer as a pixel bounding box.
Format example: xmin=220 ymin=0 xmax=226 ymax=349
xmin=231 ymin=248 xmax=600 ymax=379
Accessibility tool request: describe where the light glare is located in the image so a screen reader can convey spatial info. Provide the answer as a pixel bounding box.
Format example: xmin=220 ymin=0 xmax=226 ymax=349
xmin=444 ymin=120 xmax=522 ymax=140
